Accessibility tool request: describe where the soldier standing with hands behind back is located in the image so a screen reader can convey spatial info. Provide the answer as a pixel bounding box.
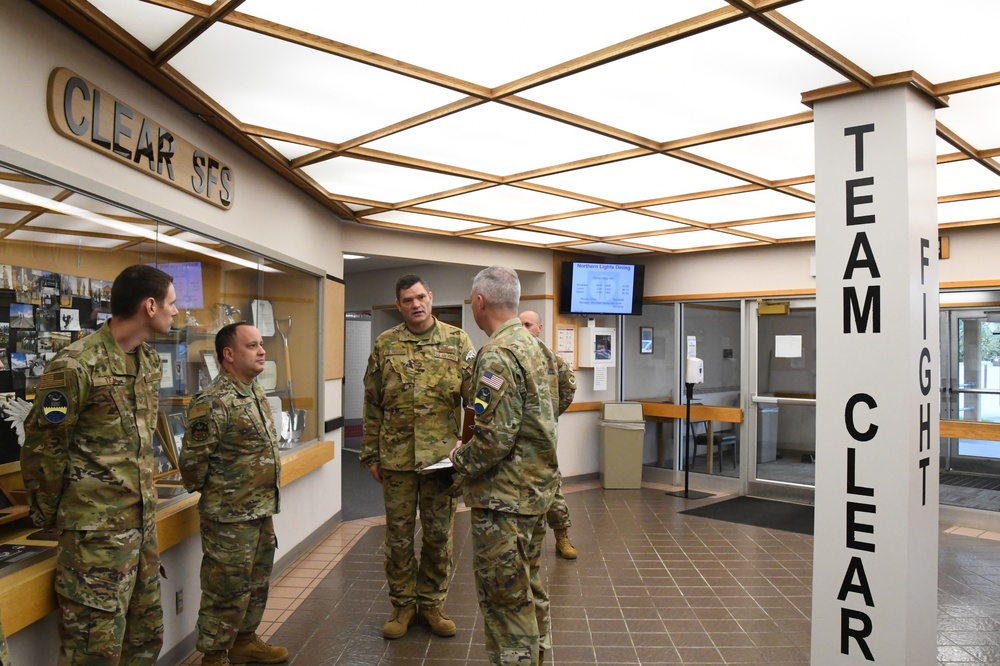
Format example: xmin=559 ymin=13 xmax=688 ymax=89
xmin=181 ymin=322 xmax=286 ymax=666
xmin=21 ymin=264 xmax=177 ymax=665
xmin=518 ymin=310 xmax=578 ymax=559
xmin=361 ymin=274 xmax=476 ymax=639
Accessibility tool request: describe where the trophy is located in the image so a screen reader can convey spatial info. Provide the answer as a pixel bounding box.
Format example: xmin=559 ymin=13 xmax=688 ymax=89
xmin=212 ymin=303 xmax=241 ymax=332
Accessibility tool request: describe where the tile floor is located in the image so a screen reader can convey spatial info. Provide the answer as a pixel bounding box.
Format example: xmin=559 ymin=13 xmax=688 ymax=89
xmin=181 ymin=480 xmax=1000 ymax=665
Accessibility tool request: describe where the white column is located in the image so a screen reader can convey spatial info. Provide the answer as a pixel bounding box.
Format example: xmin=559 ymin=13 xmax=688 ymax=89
xmin=812 ymin=85 xmax=939 ymax=664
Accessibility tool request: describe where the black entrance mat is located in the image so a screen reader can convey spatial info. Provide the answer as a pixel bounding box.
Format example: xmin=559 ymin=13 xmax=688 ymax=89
xmin=679 ymin=496 xmax=814 ymax=535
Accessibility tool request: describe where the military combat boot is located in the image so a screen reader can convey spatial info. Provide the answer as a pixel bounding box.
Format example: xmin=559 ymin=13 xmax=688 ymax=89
xmin=420 ymin=606 xmax=457 ymax=637
xmin=201 ymin=651 xmax=231 ymax=666
xmin=554 ymin=528 xmax=578 ymax=559
xmin=383 ymin=604 xmax=417 ymax=639
xmin=228 ymin=632 xmax=288 ymax=664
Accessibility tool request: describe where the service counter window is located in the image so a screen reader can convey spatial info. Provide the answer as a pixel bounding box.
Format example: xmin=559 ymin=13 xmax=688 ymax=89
xmin=0 ymin=164 xmax=321 ymax=511
xmin=621 ymin=303 xmax=676 ymax=403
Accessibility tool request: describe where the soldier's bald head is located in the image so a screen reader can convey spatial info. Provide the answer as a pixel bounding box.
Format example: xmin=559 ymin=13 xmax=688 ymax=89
xmin=519 ymin=310 xmax=542 ymax=338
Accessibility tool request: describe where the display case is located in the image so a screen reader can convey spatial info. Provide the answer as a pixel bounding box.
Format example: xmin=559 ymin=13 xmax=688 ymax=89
xmin=0 ymin=163 xmax=323 ymax=498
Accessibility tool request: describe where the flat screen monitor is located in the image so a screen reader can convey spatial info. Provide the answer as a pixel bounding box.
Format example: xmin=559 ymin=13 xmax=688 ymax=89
xmin=156 ymin=262 xmax=205 ymax=311
xmin=558 ymin=262 xmax=644 ymax=316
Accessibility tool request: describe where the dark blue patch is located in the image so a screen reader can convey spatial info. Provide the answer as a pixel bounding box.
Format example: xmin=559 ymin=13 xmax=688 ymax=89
xmin=42 ymin=390 xmax=69 ymax=424
xmin=474 ymin=385 xmax=491 ymax=414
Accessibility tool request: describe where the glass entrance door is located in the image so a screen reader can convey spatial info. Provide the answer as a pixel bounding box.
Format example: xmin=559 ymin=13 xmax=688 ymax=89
xmin=747 ymin=298 xmax=816 ymax=503
xmin=939 ymin=307 xmax=1000 ymax=510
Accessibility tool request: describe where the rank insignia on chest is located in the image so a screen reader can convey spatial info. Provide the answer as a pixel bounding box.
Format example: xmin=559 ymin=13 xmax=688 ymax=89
xmin=474 ymin=386 xmax=492 ymax=414
xmin=42 ymin=390 xmax=69 ymax=424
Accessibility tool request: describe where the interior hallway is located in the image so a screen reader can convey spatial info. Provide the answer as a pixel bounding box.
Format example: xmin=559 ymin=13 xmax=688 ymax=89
xmin=181 ymin=480 xmax=1000 ymax=665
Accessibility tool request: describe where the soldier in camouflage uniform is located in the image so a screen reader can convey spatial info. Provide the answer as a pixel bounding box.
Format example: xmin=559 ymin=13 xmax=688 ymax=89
xmin=518 ymin=310 xmax=577 ymax=559
xmin=21 ymin=265 xmax=177 ymax=666
xmin=180 ymin=323 xmax=286 ymax=666
xmin=361 ymin=274 xmax=476 ymax=639
xmin=449 ymin=267 xmax=575 ymax=666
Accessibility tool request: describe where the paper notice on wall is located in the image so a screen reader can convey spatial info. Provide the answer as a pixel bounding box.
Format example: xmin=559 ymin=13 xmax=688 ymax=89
xmin=593 ymin=365 xmax=608 ymax=391
xmin=775 ymin=335 xmax=802 ymax=358
xmin=557 ymin=325 xmax=575 ymax=352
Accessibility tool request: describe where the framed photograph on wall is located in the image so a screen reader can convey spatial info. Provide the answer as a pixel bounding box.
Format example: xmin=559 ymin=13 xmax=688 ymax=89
xmin=640 ymin=326 xmax=653 ymax=354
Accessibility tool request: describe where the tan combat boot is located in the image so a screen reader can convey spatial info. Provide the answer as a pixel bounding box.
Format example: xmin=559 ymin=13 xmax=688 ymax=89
xmin=228 ymin=632 xmax=288 ymax=664
xmin=383 ymin=604 xmax=417 ymax=639
xmin=420 ymin=606 xmax=457 ymax=637
xmin=554 ymin=528 xmax=577 ymax=559
xmin=201 ymin=651 xmax=231 ymax=666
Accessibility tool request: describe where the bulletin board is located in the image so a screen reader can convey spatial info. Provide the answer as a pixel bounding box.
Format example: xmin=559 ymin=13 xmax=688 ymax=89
xmin=556 ymin=325 xmax=576 ymax=369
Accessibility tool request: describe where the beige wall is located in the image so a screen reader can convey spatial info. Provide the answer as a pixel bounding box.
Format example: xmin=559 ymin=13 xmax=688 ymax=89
xmin=940 ymin=226 xmax=1000 ymax=287
xmin=642 ymin=242 xmax=817 ymax=299
xmin=342 ymin=224 xmax=554 ymax=291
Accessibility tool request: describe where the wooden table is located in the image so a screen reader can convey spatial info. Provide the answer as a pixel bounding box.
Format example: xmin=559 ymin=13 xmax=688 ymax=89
xmin=640 ymin=402 xmax=742 ymax=473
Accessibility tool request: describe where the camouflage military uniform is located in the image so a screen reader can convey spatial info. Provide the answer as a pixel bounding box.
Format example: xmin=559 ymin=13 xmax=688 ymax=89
xmin=361 ymin=319 xmax=475 ymax=610
xmin=20 ymin=323 xmax=164 ymax=666
xmin=452 ymin=318 xmax=574 ymax=666
xmin=180 ymin=370 xmax=281 ymax=655
xmin=0 ymin=613 xmax=10 ymax=666
xmin=545 ymin=354 xmax=576 ymax=531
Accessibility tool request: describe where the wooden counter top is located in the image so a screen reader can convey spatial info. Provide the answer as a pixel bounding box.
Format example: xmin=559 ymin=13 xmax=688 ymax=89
xmin=0 ymin=438 xmax=334 ymax=636
xmin=640 ymin=401 xmax=742 ymax=423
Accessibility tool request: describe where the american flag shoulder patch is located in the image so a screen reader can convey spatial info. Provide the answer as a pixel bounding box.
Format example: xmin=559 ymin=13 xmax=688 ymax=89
xmin=38 ymin=371 xmax=66 ymax=390
xmin=480 ymin=370 xmax=504 ymax=390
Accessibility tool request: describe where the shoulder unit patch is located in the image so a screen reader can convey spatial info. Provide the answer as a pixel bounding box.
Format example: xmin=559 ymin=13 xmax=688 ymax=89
xmin=42 ymin=390 xmax=69 ymax=424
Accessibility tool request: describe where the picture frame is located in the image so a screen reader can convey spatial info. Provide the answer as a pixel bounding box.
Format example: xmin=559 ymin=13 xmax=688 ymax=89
xmin=158 ymin=352 xmax=173 ymax=390
xmin=201 ymin=350 xmax=220 ymax=380
xmin=639 ymin=326 xmax=654 ymax=354
xmin=166 ymin=412 xmax=187 ymax=463
xmin=153 ymin=411 xmax=179 ymax=479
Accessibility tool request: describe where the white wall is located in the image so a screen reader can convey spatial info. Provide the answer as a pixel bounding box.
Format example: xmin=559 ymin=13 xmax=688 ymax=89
xmin=346 ymin=262 xmax=486 ymax=312
xmin=642 ymin=243 xmax=817 ymax=297
xmin=342 ymin=225 xmax=553 ymax=293
xmin=941 ymin=226 xmax=1000 ymax=286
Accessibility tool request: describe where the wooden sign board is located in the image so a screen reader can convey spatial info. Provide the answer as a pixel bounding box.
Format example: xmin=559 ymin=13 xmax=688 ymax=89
xmin=47 ymin=67 xmax=234 ymax=209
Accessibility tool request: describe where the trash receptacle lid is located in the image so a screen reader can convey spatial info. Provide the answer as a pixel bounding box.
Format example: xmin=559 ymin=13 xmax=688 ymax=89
xmin=600 ymin=401 xmax=644 ymax=421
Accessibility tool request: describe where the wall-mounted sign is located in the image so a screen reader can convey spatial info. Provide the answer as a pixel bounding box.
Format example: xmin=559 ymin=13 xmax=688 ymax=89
xmin=47 ymin=67 xmax=234 ymax=209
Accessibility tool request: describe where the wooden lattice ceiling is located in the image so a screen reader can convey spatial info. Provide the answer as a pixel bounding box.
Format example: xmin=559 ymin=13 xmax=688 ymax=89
xmin=8 ymin=0 xmax=1000 ymax=258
